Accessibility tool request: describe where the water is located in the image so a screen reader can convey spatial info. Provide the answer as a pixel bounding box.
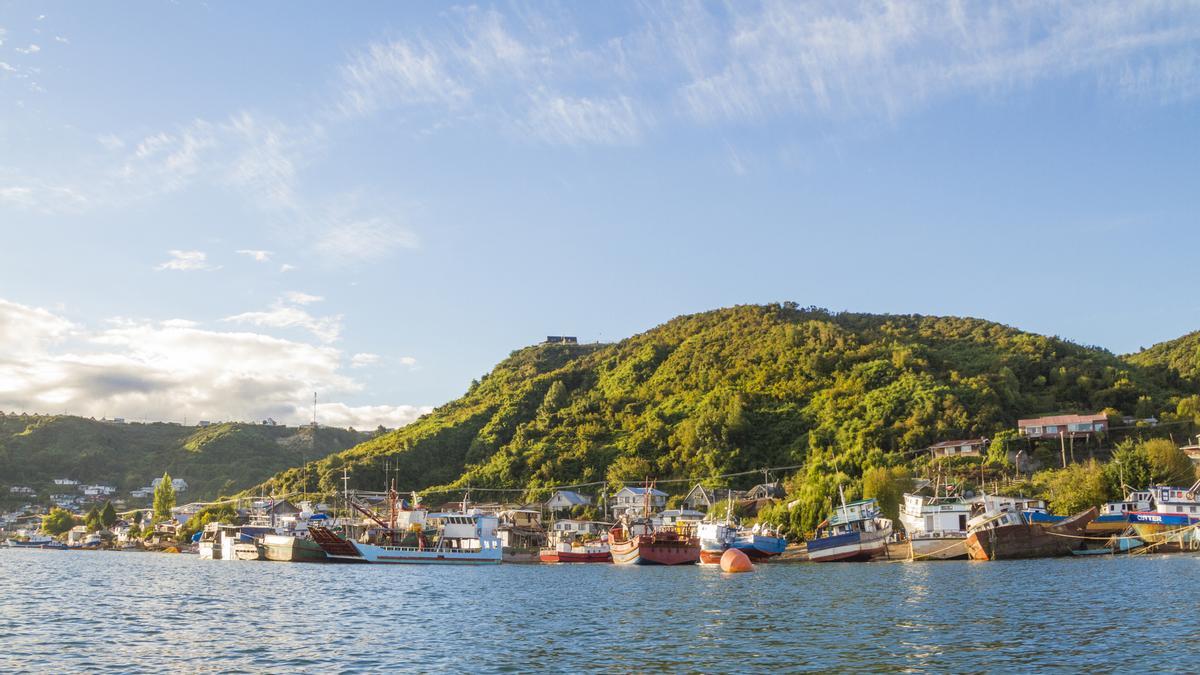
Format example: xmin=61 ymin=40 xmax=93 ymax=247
xmin=3 ymin=550 xmax=1200 ymax=673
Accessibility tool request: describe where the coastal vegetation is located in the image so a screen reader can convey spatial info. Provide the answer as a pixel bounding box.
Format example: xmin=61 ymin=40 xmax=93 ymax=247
xmin=0 ymin=415 xmax=368 ymax=503
xmin=256 ymin=304 xmax=1200 ymax=536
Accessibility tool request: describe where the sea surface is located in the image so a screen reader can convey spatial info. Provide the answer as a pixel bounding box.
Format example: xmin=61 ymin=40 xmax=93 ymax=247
xmin=3 ymin=549 xmax=1200 ymax=673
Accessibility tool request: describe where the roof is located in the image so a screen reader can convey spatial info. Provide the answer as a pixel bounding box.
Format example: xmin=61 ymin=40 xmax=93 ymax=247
xmin=547 ymin=490 xmax=590 ymax=505
xmin=616 ymin=486 xmax=667 ymax=497
xmin=1017 ymin=413 xmax=1107 ymax=426
xmin=928 ymin=438 xmax=986 ymax=449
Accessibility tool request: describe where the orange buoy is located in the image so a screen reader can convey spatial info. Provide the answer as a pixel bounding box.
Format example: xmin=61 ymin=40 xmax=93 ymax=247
xmin=720 ymin=547 xmax=753 ymax=573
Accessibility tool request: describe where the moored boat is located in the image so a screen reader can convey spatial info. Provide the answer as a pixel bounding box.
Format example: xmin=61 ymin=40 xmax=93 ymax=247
xmin=965 ymin=506 xmax=1097 ymax=561
xmin=262 ymin=533 xmax=327 ymax=562
xmin=807 ymin=496 xmax=893 ymax=563
xmin=899 ymin=492 xmax=970 ymax=560
xmin=539 ymin=535 xmax=612 ymax=563
xmin=609 ymin=517 xmax=700 ymax=565
xmin=310 ymin=511 xmax=503 ymax=565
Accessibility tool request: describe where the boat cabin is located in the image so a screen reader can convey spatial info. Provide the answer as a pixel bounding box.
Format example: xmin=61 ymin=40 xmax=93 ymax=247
xmin=900 ymin=493 xmax=970 ymax=537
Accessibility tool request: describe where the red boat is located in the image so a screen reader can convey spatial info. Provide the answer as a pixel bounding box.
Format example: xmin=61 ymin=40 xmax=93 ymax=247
xmin=539 ymin=544 xmax=612 ymax=563
xmin=609 ymin=519 xmax=700 ymax=565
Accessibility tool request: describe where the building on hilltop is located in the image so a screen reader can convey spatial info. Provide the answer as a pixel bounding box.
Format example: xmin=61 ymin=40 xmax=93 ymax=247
xmin=543 ymin=336 xmax=578 ymax=345
xmin=928 ymin=438 xmax=988 ymax=460
xmin=1017 ymin=413 xmax=1108 ymax=439
xmin=151 ymin=477 xmax=188 ymax=492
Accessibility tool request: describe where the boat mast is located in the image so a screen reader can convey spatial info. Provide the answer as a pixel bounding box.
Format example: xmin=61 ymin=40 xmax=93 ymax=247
xmin=838 ymin=484 xmax=850 ymax=526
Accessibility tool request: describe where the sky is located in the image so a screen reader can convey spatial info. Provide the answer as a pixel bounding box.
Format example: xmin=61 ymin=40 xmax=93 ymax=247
xmin=0 ymin=1 xmax=1198 ymax=429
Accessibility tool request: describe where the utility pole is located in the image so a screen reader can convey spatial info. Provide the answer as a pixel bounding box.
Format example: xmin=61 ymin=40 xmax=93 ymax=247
xmin=1059 ymin=431 xmax=1067 ymax=468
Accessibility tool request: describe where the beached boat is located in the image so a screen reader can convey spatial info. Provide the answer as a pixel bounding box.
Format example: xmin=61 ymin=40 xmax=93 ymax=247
xmin=609 ymin=517 xmax=700 ymax=565
xmin=965 ymin=507 xmax=1097 ymax=560
xmin=899 ymin=492 xmax=970 ymax=560
xmin=310 ymin=511 xmax=503 ymax=565
xmin=731 ymin=526 xmax=787 ymax=560
xmin=3 ymin=530 xmax=61 ymax=549
xmin=1089 ymin=491 xmax=1153 ymax=535
xmin=807 ymin=497 xmax=893 ymax=563
xmin=539 ymin=532 xmax=612 ymax=563
xmin=233 ymin=542 xmax=263 ymax=561
xmin=697 ymin=520 xmax=736 ymax=565
xmin=261 ymin=533 xmax=328 ymax=562
xmin=1127 ymin=485 xmax=1200 ymax=552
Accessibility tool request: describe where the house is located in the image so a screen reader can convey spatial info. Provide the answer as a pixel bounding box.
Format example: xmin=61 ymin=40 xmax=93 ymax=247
xmin=928 ymin=438 xmax=988 ymax=460
xmin=611 ymin=486 xmax=667 ymax=517
xmin=545 ymin=490 xmax=591 ymax=513
xmin=1018 ymin=413 xmax=1108 ymax=439
xmin=497 ymin=509 xmax=545 ymax=549
xmin=543 ymin=336 xmax=578 ymax=345
xmin=261 ymin=417 xmax=278 ymax=426
xmin=655 ymin=509 xmax=706 ymax=527
xmin=746 ymin=482 xmax=785 ymax=500
xmin=8 ymin=487 xmax=35 ymax=495
xmin=53 ymin=478 xmax=79 ymax=486
xmin=171 ymin=502 xmax=207 ymax=524
xmin=550 ymin=520 xmax=608 ymax=537
xmin=82 ymin=484 xmax=116 ymax=496
xmin=197 ymin=420 xmax=212 ymax=427
xmin=130 ymin=488 xmax=153 ymax=499
xmin=151 ymin=477 xmax=189 ymax=492
xmin=681 ymin=484 xmax=747 ymax=511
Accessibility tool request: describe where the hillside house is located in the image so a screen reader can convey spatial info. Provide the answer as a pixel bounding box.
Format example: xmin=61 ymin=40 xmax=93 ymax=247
xmin=746 ymin=482 xmax=785 ymax=500
xmin=611 ymin=486 xmax=667 ymax=517
xmin=545 ymin=490 xmax=591 ymax=513
xmin=682 ymin=484 xmax=746 ymax=511
xmin=543 ymin=336 xmax=578 ymax=345
xmin=1182 ymin=437 xmax=1200 ymax=465
xmin=53 ymin=479 xmax=79 ymax=486
xmin=151 ymin=477 xmax=189 ymax=492
xmin=929 ymin=438 xmax=988 ymax=459
xmin=1018 ymin=413 xmax=1108 ymax=439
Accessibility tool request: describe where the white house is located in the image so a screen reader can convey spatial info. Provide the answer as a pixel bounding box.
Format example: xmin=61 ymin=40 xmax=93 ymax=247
xmin=151 ymin=477 xmax=189 ymax=492
xmin=611 ymin=486 xmax=667 ymax=517
xmin=8 ymin=487 xmax=35 ymax=495
xmin=53 ymin=478 xmax=80 ymax=486
xmin=82 ymin=485 xmax=116 ymax=496
xmin=550 ymin=520 xmax=608 ymax=536
xmin=545 ymin=490 xmax=591 ymax=512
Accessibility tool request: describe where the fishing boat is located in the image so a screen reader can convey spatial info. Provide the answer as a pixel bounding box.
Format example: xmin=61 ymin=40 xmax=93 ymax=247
xmin=899 ymin=492 xmax=970 ymax=560
xmin=1088 ymin=490 xmax=1153 ymax=535
xmin=3 ymin=530 xmax=61 ymax=549
xmin=731 ymin=525 xmax=787 ymax=560
xmin=697 ymin=519 xmax=736 ymax=565
xmin=965 ymin=505 xmax=1096 ymax=560
xmin=609 ymin=517 xmax=700 ymax=565
xmin=311 ymin=510 xmax=502 ymax=564
xmin=807 ymin=495 xmax=893 ymax=563
xmin=539 ymin=529 xmax=612 ymax=563
xmin=261 ymin=533 xmax=328 ymax=562
xmin=1127 ymin=484 xmax=1200 ymax=552
xmin=608 ymin=483 xmax=700 ymax=565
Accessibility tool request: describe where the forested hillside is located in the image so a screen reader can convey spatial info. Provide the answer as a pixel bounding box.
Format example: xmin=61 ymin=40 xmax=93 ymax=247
xmin=262 ymin=304 xmax=1198 ymax=506
xmin=0 ymin=415 xmax=366 ymax=501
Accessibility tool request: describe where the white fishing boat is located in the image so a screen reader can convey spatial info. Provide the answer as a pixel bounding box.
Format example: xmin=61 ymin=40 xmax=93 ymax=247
xmin=899 ymin=492 xmax=970 ymax=560
xmin=311 ymin=511 xmax=502 ymax=564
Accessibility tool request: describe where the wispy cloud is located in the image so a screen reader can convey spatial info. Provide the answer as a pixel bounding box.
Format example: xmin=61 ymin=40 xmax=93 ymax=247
xmin=155 ymin=250 xmax=217 ymax=272
xmin=314 ymin=218 xmax=418 ymax=263
xmin=236 ymin=249 xmax=273 ymax=262
xmin=350 ymin=352 xmax=380 ymax=368
xmin=223 ymin=293 xmax=341 ymax=343
xmin=15 ymin=44 xmax=40 ymax=55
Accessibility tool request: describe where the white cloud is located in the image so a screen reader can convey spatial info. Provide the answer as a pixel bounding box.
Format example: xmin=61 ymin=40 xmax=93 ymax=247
xmin=0 ymin=62 xmax=15 ymax=73
xmin=398 ymin=356 xmax=418 ymax=367
xmin=280 ymin=263 xmax=297 ymax=273
xmin=236 ymin=249 xmax=273 ymax=262
xmin=54 ymin=36 xmax=68 ymax=44
xmin=350 ymin=352 xmax=380 ymax=368
xmin=155 ymin=250 xmax=216 ymax=272
xmin=15 ymin=44 xmax=40 ymax=54
xmin=224 ymin=293 xmax=341 ymax=343
xmin=97 ymin=133 xmax=124 ymax=151
xmin=283 ymin=291 xmax=322 ymax=305
xmin=338 ymin=39 xmax=470 ymax=118
xmin=0 ymin=297 xmax=425 ymax=428
xmin=522 ymin=92 xmax=644 ymax=145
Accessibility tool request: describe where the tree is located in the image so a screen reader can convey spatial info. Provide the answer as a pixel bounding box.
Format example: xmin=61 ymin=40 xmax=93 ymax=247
xmin=1103 ymin=441 xmax=1153 ymax=496
xmin=1033 ymin=460 xmax=1109 ymax=515
xmin=41 ymin=507 xmax=76 ymax=535
xmin=861 ymin=466 xmax=912 ymax=522
xmin=132 ymin=510 xmax=144 ymax=525
xmin=100 ymin=501 xmax=117 ymax=529
xmin=987 ymin=430 xmax=1019 ymax=468
xmin=153 ymin=472 xmax=177 ymax=523
xmin=1143 ymin=438 xmax=1195 ymax=486
xmin=84 ymin=506 xmax=102 ymax=532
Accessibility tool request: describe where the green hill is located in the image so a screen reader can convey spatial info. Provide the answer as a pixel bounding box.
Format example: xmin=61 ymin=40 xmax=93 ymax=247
xmin=261 ymin=304 xmax=1197 ymax=503
xmin=0 ymin=415 xmax=367 ymax=503
xmin=1125 ymin=330 xmax=1200 ymax=386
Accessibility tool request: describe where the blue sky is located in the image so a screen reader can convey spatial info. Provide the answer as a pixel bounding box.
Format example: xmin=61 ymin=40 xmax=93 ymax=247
xmin=1 ymin=2 xmax=1198 ymax=427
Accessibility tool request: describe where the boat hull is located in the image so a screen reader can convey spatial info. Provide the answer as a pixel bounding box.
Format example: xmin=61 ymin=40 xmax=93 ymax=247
xmin=966 ymin=508 xmax=1097 ymax=561
xmin=733 ymin=534 xmax=787 ymax=560
xmin=807 ymin=525 xmax=892 ymax=563
xmin=610 ymin=535 xmax=699 ymax=565
xmin=262 ymin=534 xmax=328 ymax=563
xmin=1129 ymin=513 xmax=1200 ymax=552
xmin=908 ymin=536 xmax=968 ymax=560
xmin=539 ymin=549 xmax=612 ymax=563
xmin=309 ymin=526 xmax=502 ymax=565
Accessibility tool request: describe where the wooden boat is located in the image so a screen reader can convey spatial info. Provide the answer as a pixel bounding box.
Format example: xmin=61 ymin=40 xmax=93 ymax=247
xmin=539 ymin=540 xmax=612 ymax=563
xmin=899 ymin=492 xmax=970 ymax=560
xmin=609 ymin=518 xmax=699 ymax=565
xmin=807 ymin=497 xmax=893 ymax=563
xmin=310 ymin=511 xmax=503 ymax=565
xmin=965 ymin=507 xmax=1097 ymax=561
xmin=262 ymin=533 xmax=327 ymax=562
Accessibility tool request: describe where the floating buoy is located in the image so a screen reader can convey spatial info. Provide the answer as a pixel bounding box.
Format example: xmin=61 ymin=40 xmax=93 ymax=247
xmin=720 ymin=548 xmax=753 ymax=573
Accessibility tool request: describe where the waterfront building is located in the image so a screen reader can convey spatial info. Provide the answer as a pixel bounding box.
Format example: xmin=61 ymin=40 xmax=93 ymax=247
xmin=1017 ymin=413 xmax=1107 ymax=439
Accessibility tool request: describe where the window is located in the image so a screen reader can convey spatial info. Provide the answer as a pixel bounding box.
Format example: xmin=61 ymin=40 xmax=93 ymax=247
xmin=1045 ymin=425 xmax=1059 ymax=434
xmin=1027 ymin=426 xmax=1042 ymax=435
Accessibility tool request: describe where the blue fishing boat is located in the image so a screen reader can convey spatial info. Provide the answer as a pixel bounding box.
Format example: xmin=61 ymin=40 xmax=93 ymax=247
xmin=807 ymin=494 xmax=893 ymax=563
xmin=732 ymin=528 xmax=787 ymax=559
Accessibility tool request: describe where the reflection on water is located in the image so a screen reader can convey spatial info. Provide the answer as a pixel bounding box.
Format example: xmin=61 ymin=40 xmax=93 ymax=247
xmin=2 ymin=549 xmax=1200 ymax=672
